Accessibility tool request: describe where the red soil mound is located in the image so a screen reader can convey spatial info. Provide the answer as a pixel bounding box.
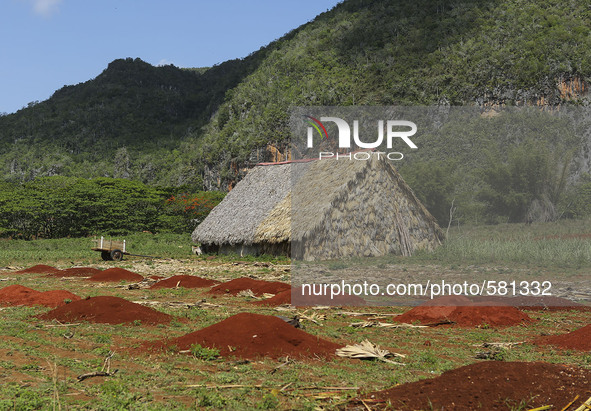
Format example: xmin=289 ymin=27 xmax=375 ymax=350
xmin=395 ymin=297 xmax=532 ymax=327
xmin=38 ymin=296 xmax=172 ymax=325
xmin=255 ymin=286 xmax=367 ymax=307
xmin=0 ymin=285 xmax=38 ymax=303
xmin=395 ymin=305 xmax=457 ymax=324
xmin=0 ymin=284 xmax=80 ymax=308
xmin=447 ymin=305 xmax=532 ymax=327
xmin=48 ymin=267 xmax=103 ymax=277
xmin=144 ymin=312 xmax=341 ymax=359
xmin=15 ymin=264 xmax=61 ymax=274
xmin=150 ymin=275 xmax=220 ymax=289
xmin=208 ymin=277 xmax=290 ymax=296
xmin=351 ymin=362 xmax=591 ymax=410
xmin=536 ymin=324 xmax=591 ymax=351
xmin=87 ymin=268 xmax=144 ymax=282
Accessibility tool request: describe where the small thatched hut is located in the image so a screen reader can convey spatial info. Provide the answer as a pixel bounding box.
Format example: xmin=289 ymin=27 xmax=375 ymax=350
xmin=192 ymin=156 xmax=444 ymax=260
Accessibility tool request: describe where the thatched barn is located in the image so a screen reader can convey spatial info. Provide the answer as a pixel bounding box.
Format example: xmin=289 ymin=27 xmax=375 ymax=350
xmin=192 ymin=156 xmax=444 ymax=260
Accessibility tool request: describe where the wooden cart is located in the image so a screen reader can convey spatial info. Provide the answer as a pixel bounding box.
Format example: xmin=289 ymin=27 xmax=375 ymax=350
xmin=92 ymin=237 xmax=128 ymax=261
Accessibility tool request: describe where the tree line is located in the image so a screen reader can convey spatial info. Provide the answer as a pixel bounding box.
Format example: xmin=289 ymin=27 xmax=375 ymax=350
xmin=0 ymin=177 xmax=224 ymax=240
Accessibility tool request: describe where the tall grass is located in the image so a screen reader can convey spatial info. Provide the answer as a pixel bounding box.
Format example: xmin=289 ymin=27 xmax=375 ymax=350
xmin=419 ymin=236 xmax=591 ymax=268
xmin=412 ymin=219 xmax=591 ymax=268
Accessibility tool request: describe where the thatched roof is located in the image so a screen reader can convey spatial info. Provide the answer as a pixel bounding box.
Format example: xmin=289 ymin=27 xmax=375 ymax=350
xmin=192 ymin=156 xmax=444 ymax=258
xmin=192 ymin=163 xmax=291 ymax=246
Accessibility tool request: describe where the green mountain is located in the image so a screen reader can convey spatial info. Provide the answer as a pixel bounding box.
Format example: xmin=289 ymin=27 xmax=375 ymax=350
xmin=0 ymin=51 xmax=281 ymax=186
xmin=2 ymin=0 xmax=591 ymax=224
xmin=194 ymin=0 xmax=591 ymax=186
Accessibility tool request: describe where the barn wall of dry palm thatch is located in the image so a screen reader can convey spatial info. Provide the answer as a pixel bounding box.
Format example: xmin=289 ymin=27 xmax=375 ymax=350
xmin=192 ymin=156 xmax=444 ymax=260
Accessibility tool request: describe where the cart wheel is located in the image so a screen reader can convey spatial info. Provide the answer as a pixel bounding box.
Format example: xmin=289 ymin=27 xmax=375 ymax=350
xmin=101 ymin=251 xmax=111 ymax=261
xmin=110 ymin=249 xmax=123 ymax=261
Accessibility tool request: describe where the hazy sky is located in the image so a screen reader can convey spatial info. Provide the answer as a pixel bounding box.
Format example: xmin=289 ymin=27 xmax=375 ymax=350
xmin=0 ymin=0 xmax=341 ymax=114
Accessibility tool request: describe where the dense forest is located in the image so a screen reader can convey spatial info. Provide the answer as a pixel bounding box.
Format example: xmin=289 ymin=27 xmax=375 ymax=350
xmin=2 ymin=0 xmax=591 ymax=236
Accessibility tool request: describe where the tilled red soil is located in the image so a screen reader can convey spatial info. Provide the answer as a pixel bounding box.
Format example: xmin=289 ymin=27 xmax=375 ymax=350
xmin=143 ymin=312 xmax=341 ymax=359
xmin=37 ymin=296 xmax=172 ymax=325
xmin=0 ymin=284 xmax=80 ymax=308
xmin=395 ymin=297 xmax=532 ymax=327
xmin=254 ymin=286 xmax=367 ymax=307
xmin=536 ymin=324 xmax=591 ymax=351
xmin=350 ymin=361 xmax=591 ymax=410
xmin=150 ymin=275 xmax=220 ymax=289
xmin=15 ymin=264 xmax=61 ymax=274
xmin=48 ymin=267 xmax=103 ymax=277
xmin=208 ymin=277 xmax=291 ymax=296
xmin=87 ymin=268 xmax=144 ymax=282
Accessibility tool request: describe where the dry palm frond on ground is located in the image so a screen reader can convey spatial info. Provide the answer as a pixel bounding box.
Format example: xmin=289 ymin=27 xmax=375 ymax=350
xmin=336 ymin=339 xmax=406 ymax=365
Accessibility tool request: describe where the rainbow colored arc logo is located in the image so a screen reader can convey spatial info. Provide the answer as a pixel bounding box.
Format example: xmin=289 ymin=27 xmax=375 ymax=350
xmin=304 ymin=115 xmax=328 ymax=140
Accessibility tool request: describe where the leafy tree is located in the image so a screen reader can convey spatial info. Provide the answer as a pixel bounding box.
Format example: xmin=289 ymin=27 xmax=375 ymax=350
xmin=0 ymin=177 xmax=224 ymax=239
xmin=477 ymin=140 xmax=568 ymax=223
xmin=399 ymin=161 xmax=457 ymax=226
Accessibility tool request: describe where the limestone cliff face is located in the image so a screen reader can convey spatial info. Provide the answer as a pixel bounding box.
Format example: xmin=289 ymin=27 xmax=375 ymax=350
xmin=558 ymin=76 xmax=588 ymax=101
xmin=477 ymin=76 xmax=589 ymax=108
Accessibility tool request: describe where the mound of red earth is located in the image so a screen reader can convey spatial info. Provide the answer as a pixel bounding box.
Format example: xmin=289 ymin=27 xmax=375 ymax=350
xmin=254 ymin=286 xmax=367 ymax=307
xmin=394 ymin=296 xmax=532 ymax=327
xmin=350 ymin=362 xmax=591 ymax=410
xmin=15 ymin=264 xmax=61 ymax=274
xmin=208 ymin=277 xmax=291 ymax=296
xmin=536 ymin=324 xmax=591 ymax=351
xmin=150 ymin=275 xmax=220 ymax=289
xmin=38 ymin=296 xmax=172 ymax=325
xmin=144 ymin=312 xmax=341 ymax=359
xmin=48 ymin=267 xmax=103 ymax=277
xmin=87 ymin=268 xmax=144 ymax=282
xmin=0 ymin=284 xmax=80 ymax=308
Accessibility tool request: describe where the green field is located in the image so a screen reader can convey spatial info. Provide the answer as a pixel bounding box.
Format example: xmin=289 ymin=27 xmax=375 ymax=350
xmin=0 ymin=221 xmax=589 ymax=409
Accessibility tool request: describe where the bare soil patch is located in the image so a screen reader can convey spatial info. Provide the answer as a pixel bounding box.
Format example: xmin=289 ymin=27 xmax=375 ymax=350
xmin=150 ymin=275 xmax=219 ymax=289
xmin=350 ymin=361 xmax=591 ymax=410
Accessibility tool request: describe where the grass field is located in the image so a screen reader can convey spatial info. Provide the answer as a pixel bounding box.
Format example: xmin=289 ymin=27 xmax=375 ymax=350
xmin=0 ymin=220 xmax=589 ymax=409
xmin=2 ymin=218 xmax=591 ymax=269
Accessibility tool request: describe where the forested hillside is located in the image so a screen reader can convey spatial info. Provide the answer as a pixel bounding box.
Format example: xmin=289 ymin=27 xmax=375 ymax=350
xmin=2 ymin=0 xmax=591 ymax=230
xmin=194 ymin=0 xmax=591 ymax=186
